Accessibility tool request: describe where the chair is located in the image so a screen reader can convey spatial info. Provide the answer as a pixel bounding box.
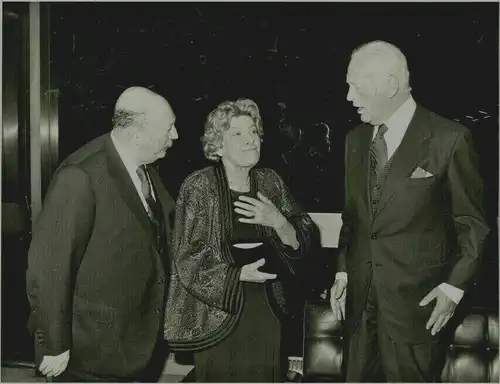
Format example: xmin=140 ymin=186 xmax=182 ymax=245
xmin=303 ymin=301 xmax=499 ymax=382
xmin=301 ymin=213 xmax=499 ymax=382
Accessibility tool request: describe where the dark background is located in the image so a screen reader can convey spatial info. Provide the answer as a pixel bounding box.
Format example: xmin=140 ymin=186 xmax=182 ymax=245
xmin=50 ymin=2 xmax=498 ymax=211
xmin=2 ymin=1 xmax=498 ymax=363
xmin=50 ymin=1 xmax=499 ymax=303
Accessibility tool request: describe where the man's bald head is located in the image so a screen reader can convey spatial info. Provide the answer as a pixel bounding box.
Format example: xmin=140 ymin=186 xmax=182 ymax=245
xmin=115 ymin=86 xmax=170 ymax=115
xmin=113 ymin=87 xmax=173 ymax=130
xmin=112 ymin=86 xmax=178 ymax=164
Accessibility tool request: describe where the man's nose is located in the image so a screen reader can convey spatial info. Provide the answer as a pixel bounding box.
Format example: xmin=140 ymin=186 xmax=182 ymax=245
xmin=171 ymin=126 xmax=178 ymax=140
xmin=346 ymin=85 xmax=355 ymax=102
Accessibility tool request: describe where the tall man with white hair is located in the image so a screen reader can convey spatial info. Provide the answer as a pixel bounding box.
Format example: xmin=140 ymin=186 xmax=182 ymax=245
xmin=26 ymin=86 xmax=179 ymax=381
xmin=329 ymin=41 xmax=489 ymax=381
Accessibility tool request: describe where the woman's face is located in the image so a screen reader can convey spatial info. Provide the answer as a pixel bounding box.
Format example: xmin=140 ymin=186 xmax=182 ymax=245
xmin=219 ymin=115 xmax=261 ymax=168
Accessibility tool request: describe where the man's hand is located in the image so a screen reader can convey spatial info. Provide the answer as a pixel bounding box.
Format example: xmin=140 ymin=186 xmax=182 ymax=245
xmin=329 ymin=279 xmax=347 ymax=321
xmin=239 ymin=258 xmax=277 ymax=283
xmin=39 ymin=350 xmax=70 ymax=378
xmin=419 ymin=286 xmax=458 ymax=335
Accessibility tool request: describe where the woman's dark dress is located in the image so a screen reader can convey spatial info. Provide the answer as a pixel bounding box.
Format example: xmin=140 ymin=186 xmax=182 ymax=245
xmin=194 ymin=189 xmax=282 ymax=382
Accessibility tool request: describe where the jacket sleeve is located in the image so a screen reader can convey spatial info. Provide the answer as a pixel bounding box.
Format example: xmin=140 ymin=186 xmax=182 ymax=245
xmin=172 ymin=173 xmax=242 ymax=314
xmin=444 ymin=130 xmax=490 ymax=290
xmin=26 ymin=166 xmax=95 ymax=356
xmin=266 ymin=169 xmax=320 ymax=276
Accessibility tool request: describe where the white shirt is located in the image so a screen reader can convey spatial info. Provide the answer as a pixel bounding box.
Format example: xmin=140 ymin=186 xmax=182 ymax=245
xmin=336 ymin=96 xmax=464 ymax=305
xmin=373 ymin=95 xmax=417 ymax=159
xmin=110 ymin=131 xmax=156 ymax=214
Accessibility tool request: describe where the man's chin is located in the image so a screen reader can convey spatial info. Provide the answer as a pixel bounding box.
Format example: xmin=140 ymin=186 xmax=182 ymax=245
xmin=360 ymin=114 xmax=371 ymax=123
xmin=157 ymin=149 xmax=168 ymax=158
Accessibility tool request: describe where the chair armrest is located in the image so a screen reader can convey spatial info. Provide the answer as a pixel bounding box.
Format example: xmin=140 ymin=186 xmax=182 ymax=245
xmin=302 ymin=300 xmax=344 ymax=382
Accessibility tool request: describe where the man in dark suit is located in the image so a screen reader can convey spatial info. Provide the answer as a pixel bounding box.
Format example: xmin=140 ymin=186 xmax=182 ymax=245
xmin=26 ymin=86 xmax=179 ymax=381
xmin=329 ymin=41 xmax=490 ymax=381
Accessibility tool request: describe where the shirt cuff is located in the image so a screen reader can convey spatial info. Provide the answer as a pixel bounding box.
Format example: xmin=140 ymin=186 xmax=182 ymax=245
xmin=438 ymin=283 xmax=464 ymax=304
xmin=335 ymin=272 xmax=348 ymax=282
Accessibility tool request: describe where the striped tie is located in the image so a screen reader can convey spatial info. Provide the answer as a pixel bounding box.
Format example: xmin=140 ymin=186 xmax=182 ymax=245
xmin=137 ymin=165 xmax=165 ymax=250
xmin=370 ymin=124 xmax=388 ymax=213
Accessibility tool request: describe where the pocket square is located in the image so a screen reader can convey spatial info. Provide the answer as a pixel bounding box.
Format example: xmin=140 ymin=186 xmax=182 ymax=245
xmin=410 ymin=166 xmax=434 ymax=178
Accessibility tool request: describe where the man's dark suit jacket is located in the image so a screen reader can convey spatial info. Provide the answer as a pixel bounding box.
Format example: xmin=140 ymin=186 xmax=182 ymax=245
xmin=26 ymin=133 xmax=175 ymax=377
xmin=337 ymin=105 xmax=490 ymax=344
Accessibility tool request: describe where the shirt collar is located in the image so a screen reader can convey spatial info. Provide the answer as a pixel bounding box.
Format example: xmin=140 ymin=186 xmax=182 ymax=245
xmin=384 ymin=95 xmax=417 ymax=131
xmin=110 ymin=130 xmax=140 ymax=175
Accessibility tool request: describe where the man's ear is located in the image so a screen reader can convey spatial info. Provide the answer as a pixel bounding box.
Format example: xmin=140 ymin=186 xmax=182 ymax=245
xmin=387 ymin=75 xmax=400 ymax=98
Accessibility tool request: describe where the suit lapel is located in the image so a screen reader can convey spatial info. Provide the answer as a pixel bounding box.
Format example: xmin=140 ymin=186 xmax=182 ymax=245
xmin=374 ymin=105 xmax=432 ymax=220
xmin=105 ymin=135 xmax=156 ymax=243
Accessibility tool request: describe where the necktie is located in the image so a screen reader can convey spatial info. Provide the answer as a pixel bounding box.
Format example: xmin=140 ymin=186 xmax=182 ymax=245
xmin=136 ymin=165 xmax=158 ymax=223
xmin=137 ymin=165 xmax=166 ymax=253
xmin=370 ymin=124 xmax=388 ymax=212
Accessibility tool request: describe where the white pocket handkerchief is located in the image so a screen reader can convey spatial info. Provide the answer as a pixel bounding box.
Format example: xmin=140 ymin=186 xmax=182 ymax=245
xmin=410 ymin=166 xmax=434 ymax=178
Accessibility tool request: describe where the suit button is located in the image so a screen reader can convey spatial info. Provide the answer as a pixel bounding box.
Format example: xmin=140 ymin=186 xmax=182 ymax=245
xmin=155 ymin=308 xmax=161 ymax=315
xmin=157 ymin=278 xmax=164 ymax=284
xmin=371 ymin=233 xmax=378 ymax=240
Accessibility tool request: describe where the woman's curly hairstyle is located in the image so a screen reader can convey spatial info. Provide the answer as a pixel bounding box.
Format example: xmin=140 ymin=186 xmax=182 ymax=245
xmin=201 ymin=98 xmax=264 ymax=161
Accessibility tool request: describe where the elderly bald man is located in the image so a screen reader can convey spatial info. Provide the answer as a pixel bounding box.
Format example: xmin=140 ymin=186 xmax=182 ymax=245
xmin=330 ymin=41 xmax=489 ymax=381
xmin=26 ymin=86 xmax=179 ymax=381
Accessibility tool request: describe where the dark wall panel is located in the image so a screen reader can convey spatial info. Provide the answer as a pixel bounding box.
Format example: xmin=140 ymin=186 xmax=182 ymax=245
xmin=2 ymin=3 xmax=34 ymax=363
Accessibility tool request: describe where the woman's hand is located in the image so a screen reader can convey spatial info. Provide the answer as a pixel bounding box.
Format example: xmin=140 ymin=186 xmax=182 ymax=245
xmin=234 ymin=192 xmax=287 ymax=229
xmin=235 ymin=191 xmax=299 ymax=249
xmin=239 ymin=258 xmax=277 ymax=283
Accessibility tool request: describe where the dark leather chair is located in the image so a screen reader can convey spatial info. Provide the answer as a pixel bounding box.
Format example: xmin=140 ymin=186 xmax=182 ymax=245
xmin=302 ymin=300 xmax=499 ymax=382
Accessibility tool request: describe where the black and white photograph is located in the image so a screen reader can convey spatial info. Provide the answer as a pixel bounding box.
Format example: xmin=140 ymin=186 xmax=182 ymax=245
xmin=2 ymin=1 xmax=498 ymax=382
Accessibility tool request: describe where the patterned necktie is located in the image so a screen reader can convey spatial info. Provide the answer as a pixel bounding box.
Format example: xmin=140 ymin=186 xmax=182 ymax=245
xmin=136 ymin=165 xmax=158 ymax=222
xmin=370 ymin=124 xmax=389 ymax=212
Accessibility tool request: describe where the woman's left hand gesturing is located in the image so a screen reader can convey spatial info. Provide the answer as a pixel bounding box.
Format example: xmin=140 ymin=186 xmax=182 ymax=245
xmin=234 ymin=192 xmax=286 ymax=229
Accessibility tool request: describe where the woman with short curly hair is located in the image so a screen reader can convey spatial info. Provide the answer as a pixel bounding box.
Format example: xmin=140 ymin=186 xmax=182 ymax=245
xmin=165 ymin=98 xmax=317 ymax=382
xmin=201 ymin=99 xmax=264 ymax=161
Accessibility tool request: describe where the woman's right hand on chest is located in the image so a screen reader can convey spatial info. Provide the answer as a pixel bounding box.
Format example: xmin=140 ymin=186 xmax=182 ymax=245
xmin=239 ymin=258 xmax=277 ymax=283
